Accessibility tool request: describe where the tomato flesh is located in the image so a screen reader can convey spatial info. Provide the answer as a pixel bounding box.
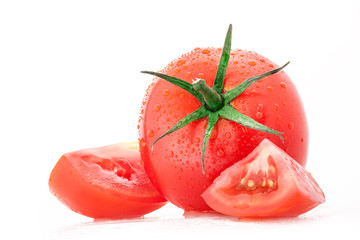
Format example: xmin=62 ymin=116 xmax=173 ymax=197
xmin=49 ymin=142 xmax=167 ymax=219
xmin=201 ymin=139 xmax=325 ymax=218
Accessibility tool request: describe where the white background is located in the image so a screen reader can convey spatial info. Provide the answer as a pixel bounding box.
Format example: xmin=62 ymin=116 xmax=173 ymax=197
xmin=1 ymin=0 xmax=359 ymax=239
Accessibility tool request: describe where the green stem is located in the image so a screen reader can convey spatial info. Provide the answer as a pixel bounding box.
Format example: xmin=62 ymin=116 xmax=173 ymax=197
xmin=193 ymin=79 xmax=224 ymax=111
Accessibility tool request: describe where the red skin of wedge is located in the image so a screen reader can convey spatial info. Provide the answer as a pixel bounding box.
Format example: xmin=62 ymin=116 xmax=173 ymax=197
xmin=201 ymin=139 xmax=325 ymax=218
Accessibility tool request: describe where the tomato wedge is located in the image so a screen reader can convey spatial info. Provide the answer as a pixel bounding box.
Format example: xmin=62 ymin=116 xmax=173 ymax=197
xmin=201 ymin=139 xmax=325 ymax=218
xmin=49 ymin=142 xmax=167 ymax=219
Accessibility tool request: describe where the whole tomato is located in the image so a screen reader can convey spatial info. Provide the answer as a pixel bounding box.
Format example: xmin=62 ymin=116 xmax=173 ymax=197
xmin=139 ymin=25 xmax=308 ymax=211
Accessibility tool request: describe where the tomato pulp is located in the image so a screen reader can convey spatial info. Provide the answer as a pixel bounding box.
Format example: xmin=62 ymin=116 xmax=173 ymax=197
xmin=49 ymin=142 xmax=167 ymax=219
xmin=202 ymin=139 xmax=325 ymax=217
xmin=139 ymin=47 xmax=308 ymax=211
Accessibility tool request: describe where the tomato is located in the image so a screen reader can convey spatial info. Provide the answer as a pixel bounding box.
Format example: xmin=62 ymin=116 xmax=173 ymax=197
xmin=49 ymin=142 xmax=167 ymax=219
xmin=201 ymin=139 xmax=325 ymax=217
xmin=139 ymin=25 xmax=308 ymax=211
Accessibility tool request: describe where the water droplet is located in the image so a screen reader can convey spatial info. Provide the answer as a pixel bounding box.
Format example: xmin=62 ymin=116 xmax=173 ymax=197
xmin=248 ymin=60 xmax=257 ymax=66
xmin=163 ymin=89 xmax=170 ymax=96
xmin=240 ymin=125 xmax=248 ymax=133
xmin=202 ymin=49 xmax=210 ymax=54
xmin=140 ymin=138 xmax=146 ymax=147
xmin=147 ymin=130 xmax=154 ymax=138
xmin=251 ymin=135 xmax=258 ymax=141
xmin=256 ymin=112 xmax=263 ymax=119
xmin=176 ymin=60 xmax=186 ymax=66
xmin=274 ymin=104 xmax=279 ymax=110
xmin=280 ymin=82 xmax=287 ymax=89
xmin=225 ymin=132 xmax=232 ymax=138
xmin=217 ymin=149 xmax=225 ymax=157
xmin=210 ymin=127 xmax=218 ymax=140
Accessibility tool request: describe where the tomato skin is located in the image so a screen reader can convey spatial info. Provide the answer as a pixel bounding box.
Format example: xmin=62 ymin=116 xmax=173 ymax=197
xmin=201 ymin=139 xmax=325 ymax=218
xmin=139 ymin=48 xmax=308 ymax=211
xmin=49 ymin=143 xmax=167 ymax=219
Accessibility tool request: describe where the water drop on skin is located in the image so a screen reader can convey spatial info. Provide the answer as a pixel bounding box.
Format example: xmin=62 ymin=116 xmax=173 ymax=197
xmin=140 ymin=138 xmax=146 ymax=147
xmin=256 ymin=112 xmax=263 ymax=119
xmin=176 ymin=60 xmax=186 ymax=66
xmin=154 ymin=104 xmax=161 ymax=112
xmin=248 ymin=60 xmax=257 ymax=66
xmin=147 ymin=130 xmax=154 ymax=138
xmin=217 ymin=149 xmax=225 ymax=157
xmin=225 ymin=132 xmax=232 ymax=138
xmin=163 ymin=89 xmax=170 ymax=96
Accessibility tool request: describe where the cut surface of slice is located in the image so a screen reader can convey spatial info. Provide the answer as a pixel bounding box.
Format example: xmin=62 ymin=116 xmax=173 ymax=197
xmin=49 ymin=142 xmax=167 ymax=219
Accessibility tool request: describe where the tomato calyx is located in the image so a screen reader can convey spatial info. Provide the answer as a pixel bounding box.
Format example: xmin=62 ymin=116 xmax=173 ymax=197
xmin=141 ymin=24 xmax=287 ymax=173
xmin=192 ymin=79 xmax=225 ymax=111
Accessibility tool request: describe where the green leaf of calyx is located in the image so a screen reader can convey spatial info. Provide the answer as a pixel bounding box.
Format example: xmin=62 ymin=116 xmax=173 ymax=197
xmin=201 ymin=112 xmax=219 ymax=173
xmin=212 ymin=24 xmax=232 ymax=94
xmin=218 ymin=105 xmax=284 ymax=142
xmin=151 ymin=106 xmax=209 ymax=150
xmin=223 ymin=62 xmax=290 ymax=104
xmin=141 ymin=71 xmax=205 ymax=104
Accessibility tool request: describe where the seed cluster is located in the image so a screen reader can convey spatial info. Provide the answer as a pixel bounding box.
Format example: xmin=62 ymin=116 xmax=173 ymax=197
xmin=236 ymin=162 xmax=278 ymax=192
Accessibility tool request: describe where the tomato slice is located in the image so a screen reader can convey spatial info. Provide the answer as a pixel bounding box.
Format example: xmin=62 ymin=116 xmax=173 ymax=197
xmin=49 ymin=142 xmax=167 ymax=219
xmin=201 ymin=139 xmax=325 ymax=218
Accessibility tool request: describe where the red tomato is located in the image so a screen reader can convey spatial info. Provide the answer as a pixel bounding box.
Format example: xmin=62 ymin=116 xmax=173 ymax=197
xmin=139 ymin=48 xmax=308 ymax=211
xmin=202 ymin=139 xmax=325 ymax=217
xmin=49 ymin=142 xmax=167 ymax=219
